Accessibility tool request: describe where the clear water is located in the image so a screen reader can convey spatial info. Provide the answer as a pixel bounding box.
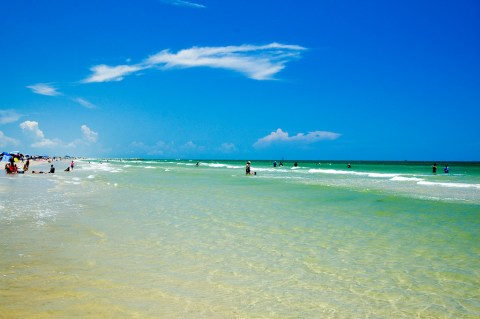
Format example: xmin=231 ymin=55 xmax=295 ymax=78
xmin=1 ymin=160 xmax=479 ymax=318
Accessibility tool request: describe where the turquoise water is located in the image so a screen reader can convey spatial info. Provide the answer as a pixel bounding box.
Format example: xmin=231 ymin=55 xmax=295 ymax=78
xmin=1 ymin=159 xmax=479 ymax=318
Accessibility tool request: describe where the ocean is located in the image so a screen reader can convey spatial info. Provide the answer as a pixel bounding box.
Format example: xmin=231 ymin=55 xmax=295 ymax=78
xmin=1 ymin=159 xmax=479 ymax=318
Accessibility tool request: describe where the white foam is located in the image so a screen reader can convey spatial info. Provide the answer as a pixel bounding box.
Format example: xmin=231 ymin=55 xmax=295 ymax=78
xmin=368 ymin=173 xmax=399 ymax=178
xmin=207 ymin=163 xmax=243 ymax=169
xmin=309 ymin=168 xmax=398 ymax=178
xmin=144 ymin=166 xmax=155 ymax=169
xmin=417 ymin=181 xmax=480 ymax=189
xmin=82 ymin=162 xmax=122 ymax=173
xmin=65 ymin=181 xmax=81 ymax=185
xmin=390 ymin=176 xmax=424 ymax=182
xmin=309 ymin=168 xmax=361 ymax=175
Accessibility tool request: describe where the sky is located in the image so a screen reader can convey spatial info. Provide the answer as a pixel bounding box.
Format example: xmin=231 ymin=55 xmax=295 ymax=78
xmin=1 ymin=0 xmax=479 ymax=160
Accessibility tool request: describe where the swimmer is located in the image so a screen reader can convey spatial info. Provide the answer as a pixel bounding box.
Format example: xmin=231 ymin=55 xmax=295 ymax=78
xmin=246 ymin=161 xmax=251 ymax=175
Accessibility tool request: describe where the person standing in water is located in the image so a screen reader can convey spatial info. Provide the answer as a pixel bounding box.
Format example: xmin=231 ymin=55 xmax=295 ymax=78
xmin=432 ymin=163 xmax=437 ymax=174
xmin=444 ymin=165 xmax=449 ymax=173
xmin=246 ymin=161 xmax=251 ymax=175
xmin=70 ymin=161 xmax=75 ymax=171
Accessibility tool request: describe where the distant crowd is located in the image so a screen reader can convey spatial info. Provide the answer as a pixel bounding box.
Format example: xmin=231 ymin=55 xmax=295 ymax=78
xmin=3 ymin=154 xmax=75 ymax=175
xmin=243 ymin=160 xmax=450 ymax=175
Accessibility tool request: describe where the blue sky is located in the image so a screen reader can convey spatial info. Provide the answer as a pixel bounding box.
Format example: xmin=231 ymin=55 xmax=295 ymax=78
xmin=1 ymin=0 xmax=479 ymax=160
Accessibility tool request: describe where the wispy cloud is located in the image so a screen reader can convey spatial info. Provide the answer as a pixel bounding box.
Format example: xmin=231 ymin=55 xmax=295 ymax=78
xmin=27 ymin=84 xmax=96 ymax=110
xmin=253 ymin=128 xmax=341 ymax=148
xmin=83 ymin=43 xmax=306 ymax=83
xmin=74 ymin=98 xmax=96 ymax=109
xmin=160 ymin=0 xmax=205 ymax=9
xmin=26 ymin=83 xmax=61 ymax=96
xmin=0 ymin=110 xmax=21 ymax=124
xmin=0 ymin=131 xmax=19 ymax=147
xmin=83 ymin=65 xmax=143 ymax=83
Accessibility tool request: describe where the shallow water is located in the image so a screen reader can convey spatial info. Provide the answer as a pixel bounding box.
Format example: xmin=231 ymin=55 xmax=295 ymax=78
xmin=1 ymin=160 xmax=479 ymax=318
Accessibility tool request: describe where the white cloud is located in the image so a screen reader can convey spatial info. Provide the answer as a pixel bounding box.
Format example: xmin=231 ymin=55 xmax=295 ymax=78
xmin=253 ymin=128 xmax=341 ymax=148
xmin=19 ymin=120 xmax=59 ymax=148
xmin=74 ymin=98 xmax=95 ymax=109
xmin=19 ymin=121 xmax=45 ymax=139
xmin=83 ymin=64 xmax=144 ymax=83
xmin=0 ymin=110 xmax=21 ymax=124
xmin=219 ymin=142 xmax=236 ymax=153
xmin=130 ymin=140 xmax=206 ymax=156
xmin=82 ymin=43 xmax=306 ymax=83
xmin=31 ymin=139 xmax=59 ymax=148
xmin=130 ymin=140 xmax=176 ymax=156
xmin=154 ymin=140 xmax=176 ymax=154
xmin=161 ymin=0 xmax=205 ymax=8
xmin=26 ymin=83 xmax=61 ymax=96
xmin=180 ymin=141 xmax=206 ymax=153
xmin=81 ymin=125 xmax=98 ymax=142
xmin=0 ymin=131 xmax=19 ymax=147
xmin=18 ymin=121 xmax=99 ymax=151
xmin=182 ymin=141 xmax=198 ymax=149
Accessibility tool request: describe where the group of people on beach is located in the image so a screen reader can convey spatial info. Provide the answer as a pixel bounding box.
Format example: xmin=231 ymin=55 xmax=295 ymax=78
xmin=4 ymin=157 xmax=29 ymax=174
xmin=4 ymin=159 xmax=75 ymax=174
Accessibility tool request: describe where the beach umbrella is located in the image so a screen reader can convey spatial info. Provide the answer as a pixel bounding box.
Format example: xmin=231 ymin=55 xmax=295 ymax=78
xmin=1 ymin=154 xmax=12 ymax=162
